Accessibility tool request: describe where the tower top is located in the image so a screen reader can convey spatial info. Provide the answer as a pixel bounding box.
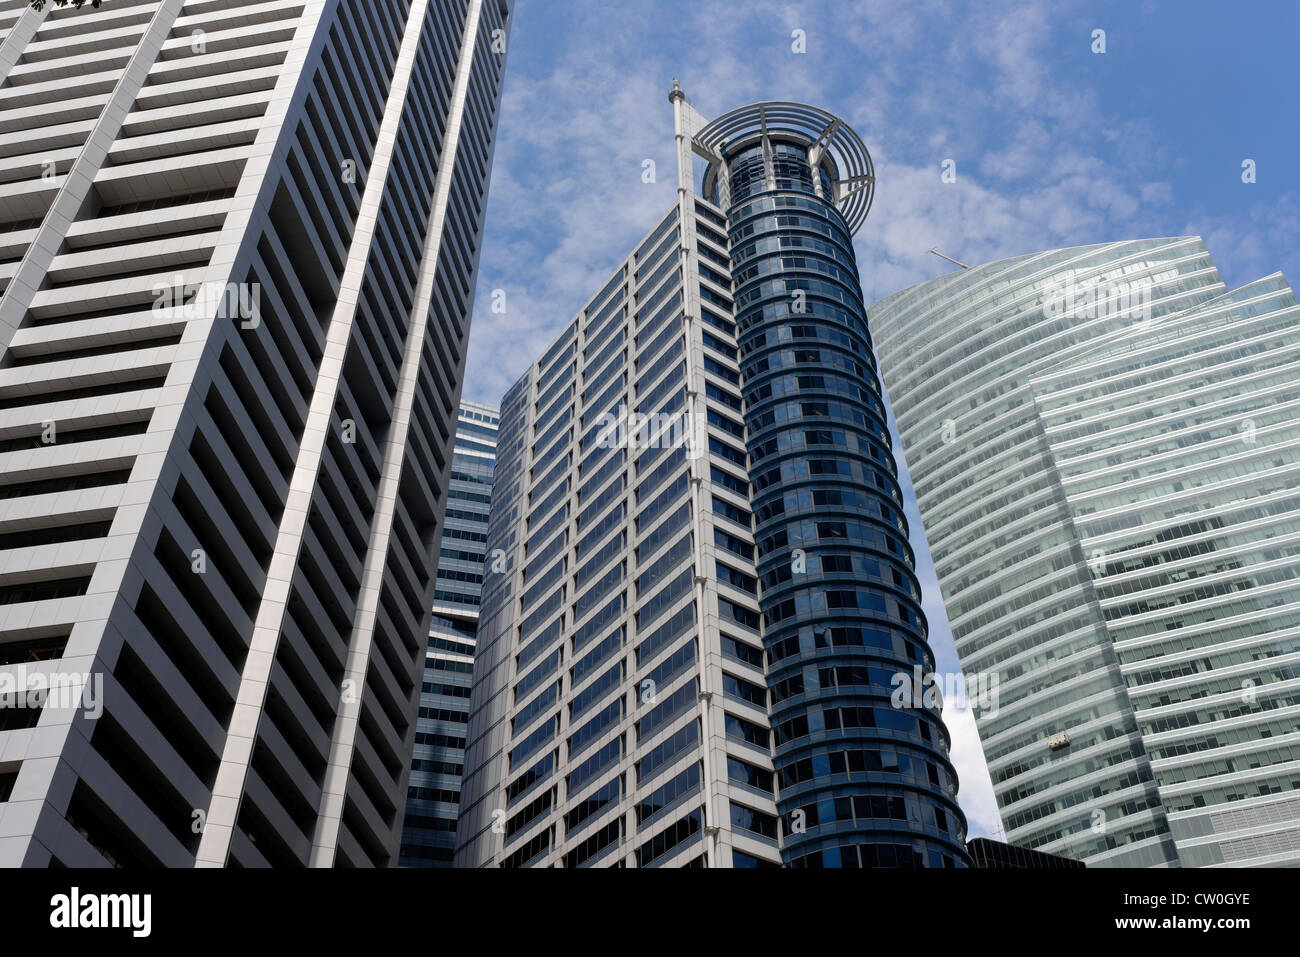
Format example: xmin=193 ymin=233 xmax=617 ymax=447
xmin=688 ymin=100 xmax=876 ymax=234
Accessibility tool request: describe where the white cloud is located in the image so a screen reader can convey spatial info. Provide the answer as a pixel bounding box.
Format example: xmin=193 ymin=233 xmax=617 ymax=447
xmin=467 ymin=0 xmax=1252 ymax=406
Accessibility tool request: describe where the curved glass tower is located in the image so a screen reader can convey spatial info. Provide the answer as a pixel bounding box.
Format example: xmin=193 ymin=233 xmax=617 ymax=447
xmin=694 ymin=101 xmax=968 ymax=867
xmin=872 ymin=239 xmax=1300 ymax=867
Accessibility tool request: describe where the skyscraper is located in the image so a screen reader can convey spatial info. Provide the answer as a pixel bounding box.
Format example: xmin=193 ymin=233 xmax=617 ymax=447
xmin=455 ymin=88 xmax=970 ymax=868
xmin=0 ymin=0 xmax=512 ymax=867
xmin=400 ymin=399 xmax=497 ymax=867
xmin=871 ymin=238 xmax=1300 ymax=867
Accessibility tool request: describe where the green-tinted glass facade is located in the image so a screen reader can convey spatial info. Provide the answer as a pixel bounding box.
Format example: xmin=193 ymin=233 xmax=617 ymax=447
xmin=873 ymin=239 xmax=1300 ymax=867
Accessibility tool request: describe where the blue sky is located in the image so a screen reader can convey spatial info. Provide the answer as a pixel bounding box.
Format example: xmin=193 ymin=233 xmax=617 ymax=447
xmin=460 ymin=0 xmax=1300 ymax=838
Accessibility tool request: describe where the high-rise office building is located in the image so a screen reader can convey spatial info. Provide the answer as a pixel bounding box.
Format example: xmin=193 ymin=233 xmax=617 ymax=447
xmin=871 ymin=238 xmax=1300 ymax=867
xmin=456 ymin=88 xmax=970 ymax=868
xmin=0 ymin=0 xmax=512 ymax=867
xmin=400 ymin=399 xmax=497 ymax=867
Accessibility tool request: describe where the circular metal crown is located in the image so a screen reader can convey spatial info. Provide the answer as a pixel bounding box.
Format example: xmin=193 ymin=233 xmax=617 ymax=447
xmin=694 ymin=101 xmax=875 ymax=235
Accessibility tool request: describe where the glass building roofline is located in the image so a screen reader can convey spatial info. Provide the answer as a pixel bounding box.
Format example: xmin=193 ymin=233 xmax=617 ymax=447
xmin=682 ymin=95 xmax=876 ymax=235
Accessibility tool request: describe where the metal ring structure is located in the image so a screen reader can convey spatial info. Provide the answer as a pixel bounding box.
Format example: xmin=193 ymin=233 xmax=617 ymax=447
xmin=693 ymin=101 xmax=875 ymax=235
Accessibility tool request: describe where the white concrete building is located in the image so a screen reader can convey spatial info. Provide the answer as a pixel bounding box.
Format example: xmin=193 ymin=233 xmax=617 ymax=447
xmin=0 ymin=0 xmax=512 ymax=867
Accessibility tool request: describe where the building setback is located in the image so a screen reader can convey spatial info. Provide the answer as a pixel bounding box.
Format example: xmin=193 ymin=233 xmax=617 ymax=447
xmin=871 ymin=239 xmax=1300 ymax=867
xmin=455 ymin=88 xmax=970 ymax=868
xmin=0 ymin=0 xmax=512 ymax=867
xmin=400 ymin=400 xmax=497 ymax=866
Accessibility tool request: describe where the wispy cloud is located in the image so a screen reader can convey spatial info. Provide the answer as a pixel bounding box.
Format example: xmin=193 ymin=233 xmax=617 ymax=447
xmin=469 ymin=0 xmax=1298 ymax=407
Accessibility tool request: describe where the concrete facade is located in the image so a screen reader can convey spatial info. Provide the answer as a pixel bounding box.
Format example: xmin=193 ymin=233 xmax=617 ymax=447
xmin=0 ymin=0 xmax=512 ymax=867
